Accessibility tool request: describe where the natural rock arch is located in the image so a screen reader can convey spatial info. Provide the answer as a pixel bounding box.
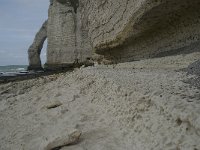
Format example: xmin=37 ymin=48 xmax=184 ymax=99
xmin=28 ymin=0 xmax=200 ymax=70
xmin=28 ymin=20 xmax=47 ymax=71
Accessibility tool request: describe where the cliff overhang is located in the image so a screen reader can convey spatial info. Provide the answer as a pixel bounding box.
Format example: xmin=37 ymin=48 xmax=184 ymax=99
xmin=28 ymin=0 xmax=200 ymax=70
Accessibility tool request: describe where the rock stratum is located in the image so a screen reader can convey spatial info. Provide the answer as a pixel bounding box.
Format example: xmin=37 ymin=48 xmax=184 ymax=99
xmin=28 ymin=0 xmax=200 ymax=70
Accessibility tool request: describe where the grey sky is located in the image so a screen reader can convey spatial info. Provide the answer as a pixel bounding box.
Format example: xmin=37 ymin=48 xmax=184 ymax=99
xmin=0 ymin=0 xmax=49 ymax=66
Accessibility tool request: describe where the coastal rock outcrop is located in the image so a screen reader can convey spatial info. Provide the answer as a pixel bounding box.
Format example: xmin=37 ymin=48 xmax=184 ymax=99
xmin=45 ymin=0 xmax=93 ymax=70
xmin=80 ymin=0 xmax=200 ymax=62
xmin=28 ymin=20 xmax=47 ymax=70
xmin=28 ymin=0 xmax=200 ymax=69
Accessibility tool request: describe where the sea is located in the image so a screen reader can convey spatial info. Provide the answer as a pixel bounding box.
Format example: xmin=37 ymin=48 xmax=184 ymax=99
xmin=0 ymin=65 xmax=45 ymax=82
xmin=0 ymin=65 xmax=28 ymax=74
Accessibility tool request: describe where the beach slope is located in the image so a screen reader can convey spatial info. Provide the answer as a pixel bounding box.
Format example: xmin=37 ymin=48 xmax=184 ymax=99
xmin=0 ymin=52 xmax=200 ymax=150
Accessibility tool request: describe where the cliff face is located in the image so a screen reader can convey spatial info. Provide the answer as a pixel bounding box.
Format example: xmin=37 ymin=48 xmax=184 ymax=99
xmin=80 ymin=0 xmax=200 ymax=62
xmin=45 ymin=0 xmax=92 ymax=70
xmin=28 ymin=0 xmax=200 ymax=70
xmin=28 ymin=0 xmax=93 ymax=70
xmin=28 ymin=21 xmax=47 ymax=70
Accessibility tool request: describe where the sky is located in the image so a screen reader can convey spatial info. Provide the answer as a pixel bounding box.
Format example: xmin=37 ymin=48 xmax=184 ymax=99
xmin=0 ymin=0 xmax=49 ymax=66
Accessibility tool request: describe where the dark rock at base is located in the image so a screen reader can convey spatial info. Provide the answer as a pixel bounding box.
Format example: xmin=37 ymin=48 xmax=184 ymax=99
xmin=187 ymin=60 xmax=200 ymax=76
xmin=44 ymin=60 xmax=94 ymax=71
xmin=27 ymin=65 xmax=44 ymax=71
xmin=184 ymin=60 xmax=200 ymax=89
xmin=44 ymin=63 xmax=74 ymax=71
xmin=186 ymin=77 xmax=200 ymax=89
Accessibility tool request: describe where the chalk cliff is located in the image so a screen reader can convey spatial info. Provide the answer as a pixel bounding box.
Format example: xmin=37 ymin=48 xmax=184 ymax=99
xmin=28 ymin=20 xmax=47 ymax=70
xmin=28 ymin=0 xmax=200 ymax=70
xmin=80 ymin=0 xmax=200 ymax=62
xmin=45 ymin=0 xmax=93 ymax=70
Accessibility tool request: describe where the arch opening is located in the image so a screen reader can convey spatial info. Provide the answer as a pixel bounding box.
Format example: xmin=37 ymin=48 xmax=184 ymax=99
xmin=28 ymin=20 xmax=47 ymax=71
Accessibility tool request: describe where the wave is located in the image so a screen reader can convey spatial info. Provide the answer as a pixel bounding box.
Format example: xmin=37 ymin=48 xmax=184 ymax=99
xmin=0 ymin=65 xmax=27 ymax=73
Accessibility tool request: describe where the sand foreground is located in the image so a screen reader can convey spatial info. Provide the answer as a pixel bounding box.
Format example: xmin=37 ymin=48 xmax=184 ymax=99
xmin=0 ymin=52 xmax=200 ymax=150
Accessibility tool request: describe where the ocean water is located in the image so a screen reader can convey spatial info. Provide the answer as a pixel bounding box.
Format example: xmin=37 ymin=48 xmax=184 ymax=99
xmin=0 ymin=65 xmax=27 ymax=73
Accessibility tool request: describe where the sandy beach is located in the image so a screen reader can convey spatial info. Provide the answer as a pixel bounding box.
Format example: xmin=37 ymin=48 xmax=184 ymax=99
xmin=0 ymin=52 xmax=200 ymax=150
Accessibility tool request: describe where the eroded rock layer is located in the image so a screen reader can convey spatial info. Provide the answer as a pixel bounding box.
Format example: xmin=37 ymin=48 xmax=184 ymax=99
xmin=45 ymin=0 xmax=92 ymax=70
xmin=28 ymin=0 xmax=200 ymax=69
xmin=79 ymin=0 xmax=200 ymax=62
xmin=28 ymin=20 xmax=47 ymax=70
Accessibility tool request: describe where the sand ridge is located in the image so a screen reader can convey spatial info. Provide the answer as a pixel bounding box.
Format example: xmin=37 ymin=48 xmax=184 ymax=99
xmin=0 ymin=52 xmax=200 ymax=150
